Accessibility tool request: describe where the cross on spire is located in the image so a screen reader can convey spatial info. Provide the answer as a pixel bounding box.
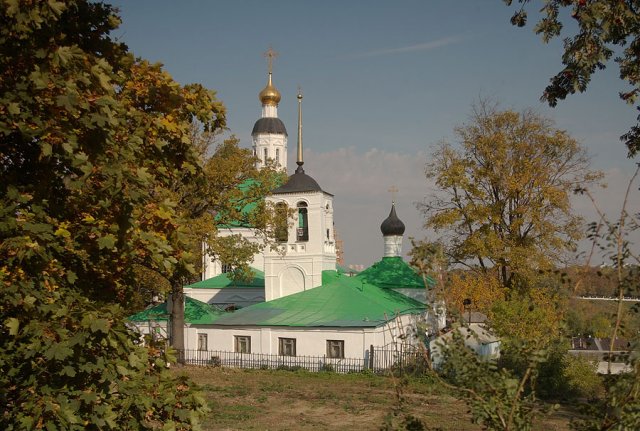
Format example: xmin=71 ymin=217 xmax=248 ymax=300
xmin=388 ymin=185 xmax=399 ymax=204
xmin=263 ymin=46 xmax=278 ymax=74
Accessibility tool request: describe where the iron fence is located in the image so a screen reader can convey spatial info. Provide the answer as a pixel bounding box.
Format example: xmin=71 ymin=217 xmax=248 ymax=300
xmin=177 ymin=346 xmax=425 ymax=374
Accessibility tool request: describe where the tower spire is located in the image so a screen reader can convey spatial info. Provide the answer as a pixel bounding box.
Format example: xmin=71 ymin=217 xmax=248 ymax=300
xmin=259 ymin=47 xmax=281 ymax=107
xmin=296 ymin=87 xmax=304 ymax=173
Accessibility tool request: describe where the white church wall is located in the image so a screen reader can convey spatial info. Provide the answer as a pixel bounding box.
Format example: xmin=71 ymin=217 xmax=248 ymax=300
xmin=187 ymin=314 xmax=421 ymax=358
xmin=253 ymin=132 xmax=287 ymax=171
xmin=264 ymin=191 xmax=336 ymax=301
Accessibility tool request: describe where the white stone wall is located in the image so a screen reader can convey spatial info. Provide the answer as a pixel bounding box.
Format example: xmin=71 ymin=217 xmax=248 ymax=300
xmin=253 ymin=132 xmax=287 ymax=171
xmin=186 ymin=313 xmax=419 ymax=358
xmin=264 ymin=190 xmax=336 ymax=301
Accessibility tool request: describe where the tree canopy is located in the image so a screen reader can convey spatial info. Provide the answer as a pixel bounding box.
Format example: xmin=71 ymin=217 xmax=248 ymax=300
xmin=0 ymin=0 xmax=268 ymax=427
xmin=420 ymin=102 xmax=601 ymax=289
xmin=504 ymin=0 xmax=640 ymax=157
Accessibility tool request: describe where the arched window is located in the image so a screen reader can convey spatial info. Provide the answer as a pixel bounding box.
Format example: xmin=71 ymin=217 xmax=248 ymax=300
xmin=263 ymin=148 xmax=268 ymax=164
xmin=275 ymin=149 xmax=280 ymax=165
xmin=275 ymin=202 xmax=288 ymax=242
xmin=297 ymin=202 xmax=308 ymax=242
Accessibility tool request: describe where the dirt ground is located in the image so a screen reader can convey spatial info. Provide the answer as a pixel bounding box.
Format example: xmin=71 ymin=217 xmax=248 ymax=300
xmin=178 ymin=366 xmax=576 ymax=431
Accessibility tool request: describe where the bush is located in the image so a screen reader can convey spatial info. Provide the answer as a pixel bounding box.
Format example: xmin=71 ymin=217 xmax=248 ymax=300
xmin=320 ymin=363 xmax=335 ymax=372
xmin=208 ymin=356 xmax=222 ymax=367
xmin=562 ymin=355 xmax=602 ymax=399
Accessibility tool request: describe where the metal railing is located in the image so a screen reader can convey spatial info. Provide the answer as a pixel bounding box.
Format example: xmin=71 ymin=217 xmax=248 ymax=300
xmin=177 ymin=346 xmax=425 ymax=374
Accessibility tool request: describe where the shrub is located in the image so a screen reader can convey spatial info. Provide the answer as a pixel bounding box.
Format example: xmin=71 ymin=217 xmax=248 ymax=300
xmin=562 ymin=354 xmax=602 ymax=399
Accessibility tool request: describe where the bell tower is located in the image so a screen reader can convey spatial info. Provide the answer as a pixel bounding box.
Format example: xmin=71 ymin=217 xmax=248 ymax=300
xmin=252 ymin=47 xmax=287 ymax=170
xmin=264 ymin=90 xmax=337 ymax=301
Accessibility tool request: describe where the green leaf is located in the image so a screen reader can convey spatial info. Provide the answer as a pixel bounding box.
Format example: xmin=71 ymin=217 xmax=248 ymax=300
xmin=7 ymin=103 xmax=20 ymax=115
xmin=137 ymin=167 xmax=153 ymax=183
xmin=90 ymin=319 xmax=110 ymax=334
xmin=66 ymin=270 xmax=77 ymax=284
xmin=47 ymin=0 xmax=66 ymax=16
xmin=116 ymin=364 xmax=129 ymax=376
xmin=45 ymin=343 xmax=74 ymax=361
xmin=54 ymin=227 xmax=71 ymax=238
xmin=61 ymin=365 xmax=76 ymax=377
xmin=41 ymin=143 xmax=52 ymax=157
xmin=97 ymin=234 xmax=116 ymax=250
xmin=5 ymin=317 xmax=19 ymax=336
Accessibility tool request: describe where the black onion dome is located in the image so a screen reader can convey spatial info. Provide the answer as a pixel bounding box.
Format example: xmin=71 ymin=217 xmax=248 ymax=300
xmin=272 ymin=166 xmax=328 ymax=194
xmin=252 ymin=117 xmax=288 ymax=136
xmin=380 ymin=204 xmax=405 ymax=236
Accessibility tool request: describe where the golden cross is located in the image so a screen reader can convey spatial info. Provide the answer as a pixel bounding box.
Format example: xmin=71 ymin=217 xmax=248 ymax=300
xmin=388 ymin=185 xmax=399 ymax=203
xmin=263 ymin=46 xmax=278 ymax=74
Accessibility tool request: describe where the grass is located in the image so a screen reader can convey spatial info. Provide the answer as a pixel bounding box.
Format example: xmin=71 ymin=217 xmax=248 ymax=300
xmin=176 ymin=366 xmax=578 ymax=431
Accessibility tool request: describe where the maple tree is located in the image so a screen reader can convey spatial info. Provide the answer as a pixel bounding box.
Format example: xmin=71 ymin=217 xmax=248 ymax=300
xmin=504 ymin=0 xmax=640 ymax=157
xmin=421 ymin=102 xmax=601 ymax=289
xmin=161 ymin=134 xmax=284 ymax=354
xmin=0 ymin=0 xmax=276 ymax=427
xmin=445 ymin=270 xmax=507 ymax=315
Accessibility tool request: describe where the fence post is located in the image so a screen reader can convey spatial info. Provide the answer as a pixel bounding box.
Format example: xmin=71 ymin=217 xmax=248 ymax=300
xmin=369 ymin=344 xmax=374 ymax=370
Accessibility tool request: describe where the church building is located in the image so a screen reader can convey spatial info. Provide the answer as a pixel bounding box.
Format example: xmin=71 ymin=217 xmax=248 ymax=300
xmin=130 ymin=55 xmax=441 ymax=360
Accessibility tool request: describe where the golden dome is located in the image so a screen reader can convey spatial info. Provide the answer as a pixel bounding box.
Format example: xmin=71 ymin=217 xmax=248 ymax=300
xmin=259 ymin=72 xmax=281 ymax=106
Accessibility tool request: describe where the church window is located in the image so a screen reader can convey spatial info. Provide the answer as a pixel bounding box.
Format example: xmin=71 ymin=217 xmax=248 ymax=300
xmin=198 ymin=334 xmax=208 ymax=351
xmin=326 ymin=228 xmax=330 ymax=240
xmin=326 ymin=340 xmax=344 ymax=358
xmin=235 ymin=336 xmax=251 ymax=354
xmin=297 ymin=202 xmax=308 ymax=242
xmin=275 ymin=202 xmax=288 ymax=242
xmin=221 ymin=263 xmax=232 ymax=274
xmin=275 ymin=149 xmax=280 ymax=165
xmin=279 ymin=337 xmax=296 ymax=356
xmin=263 ymin=148 xmax=268 ymax=163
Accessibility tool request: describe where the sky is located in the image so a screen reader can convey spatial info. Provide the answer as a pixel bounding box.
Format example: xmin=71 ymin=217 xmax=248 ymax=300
xmin=110 ymin=0 xmax=639 ymax=268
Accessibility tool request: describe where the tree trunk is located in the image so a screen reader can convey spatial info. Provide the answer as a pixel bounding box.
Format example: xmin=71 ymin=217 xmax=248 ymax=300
xmin=169 ymin=286 xmax=186 ymax=364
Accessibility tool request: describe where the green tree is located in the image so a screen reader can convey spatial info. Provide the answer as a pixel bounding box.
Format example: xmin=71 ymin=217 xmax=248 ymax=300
xmin=437 ymin=328 xmax=544 ymax=431
xmin=161 ymin=134 xmax=284 ymax=355
xmin=504 ymin=0 xmax=640 ymax=157
xmin=0 ymin=0 xmax=232 ymax=427
xmin=421 ymin=102 xmax=601 ymax=289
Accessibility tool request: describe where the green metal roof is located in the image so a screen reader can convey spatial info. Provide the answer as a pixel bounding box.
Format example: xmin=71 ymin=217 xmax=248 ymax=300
xmin=202 ymin=271 xmax=425 ymax=328
xmin=185 ymin=270 xmax=265 ymax=289
xmin=356 ymin=256 xmax=435 ymax=289
xmin=217 ymin=178 xmax=261 ymax=229
xmin=217 ymin=173 xmax=285 ymax=229
xmin=127 ymin=297 xmax=225 ymax=324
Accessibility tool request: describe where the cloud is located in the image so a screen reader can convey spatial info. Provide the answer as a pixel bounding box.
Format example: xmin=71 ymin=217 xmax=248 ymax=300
xmin=352 ymin=36 xmax=462 ymax=58
xmin=290 ymin=148 xmax=640 ymax=268
xmin=290 ymin=147 xmax=433 ymax=267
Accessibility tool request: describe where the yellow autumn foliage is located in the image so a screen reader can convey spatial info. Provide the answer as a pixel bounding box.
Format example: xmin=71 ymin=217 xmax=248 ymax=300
xmin=445 ymin=271 xmax=507 ymax=315
xmin=421 ymin=102 xmax=602 ymax=289
xmin=489 ymin=287 xmax=567 ymax=349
